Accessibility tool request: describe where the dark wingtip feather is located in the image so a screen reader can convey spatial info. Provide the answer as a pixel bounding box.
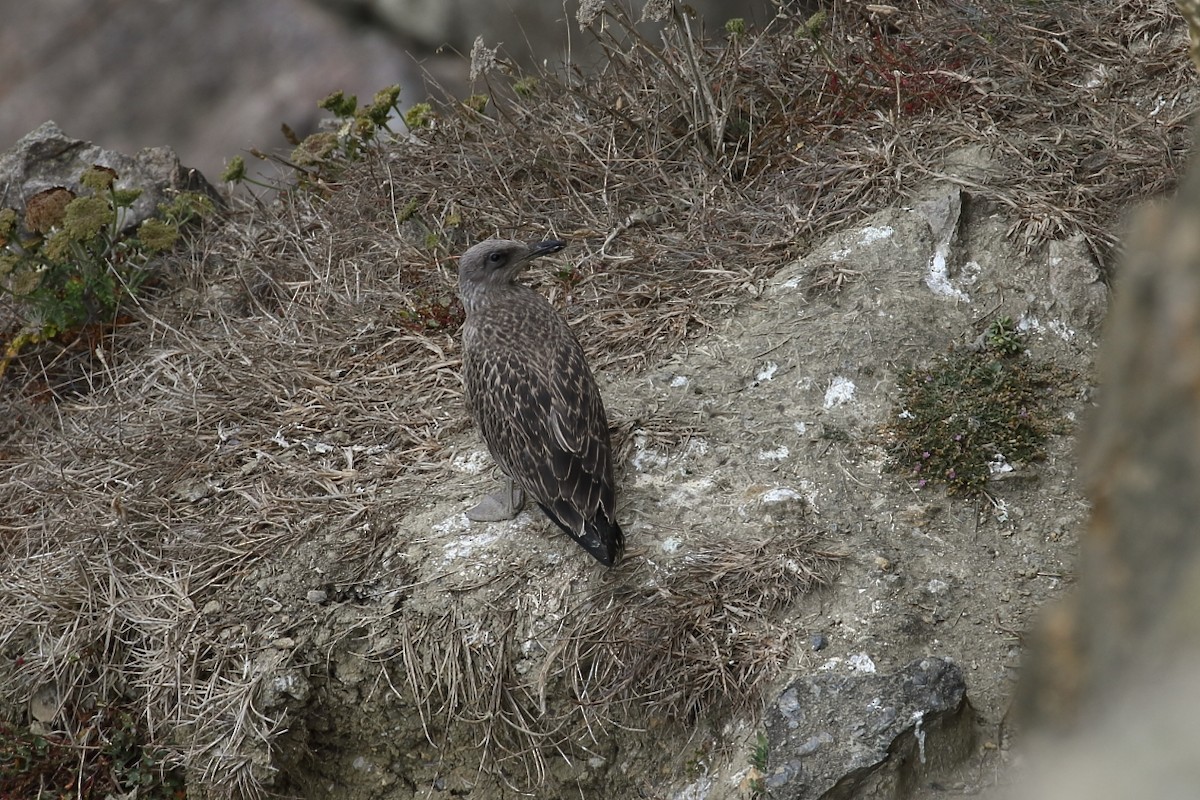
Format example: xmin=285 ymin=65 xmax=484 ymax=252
xmin=536 ymin=503 xmax=625 ymax=567
xmin=589 ymin=519 xmax=624 ymax=568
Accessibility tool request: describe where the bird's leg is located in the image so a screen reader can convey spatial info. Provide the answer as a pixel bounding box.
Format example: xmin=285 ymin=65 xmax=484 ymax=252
xmin=465 ymin=476 xmax=525 ymax=522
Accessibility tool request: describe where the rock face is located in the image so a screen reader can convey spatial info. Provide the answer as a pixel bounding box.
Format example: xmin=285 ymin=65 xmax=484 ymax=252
xmin=765 ymin=658 xmax=975 ymax=800
xmin=0 ymin=0 xmax=414 ymax=182
xmin=0 ymin=121 xmax=220 ymax=230
xmin=309 ymin=0 xmax=774 ymax=53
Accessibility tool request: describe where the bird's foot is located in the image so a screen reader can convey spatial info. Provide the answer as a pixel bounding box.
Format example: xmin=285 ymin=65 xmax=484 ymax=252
xmin=465 ymin=482 xmax=525 ymax=522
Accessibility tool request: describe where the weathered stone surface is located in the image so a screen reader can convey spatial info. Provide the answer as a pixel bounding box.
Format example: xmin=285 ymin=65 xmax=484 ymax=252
xmin=765 ymin=657 xmax=975 ymax=799
xmin=1047 ymin=234 xmax=1108 ymax=334
xmin=0 ymin=121 xmax=220 ymax=230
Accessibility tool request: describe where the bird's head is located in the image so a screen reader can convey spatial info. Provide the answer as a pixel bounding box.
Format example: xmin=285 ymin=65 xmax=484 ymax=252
xmin=457 ymin=238 xmax=566 ymax=309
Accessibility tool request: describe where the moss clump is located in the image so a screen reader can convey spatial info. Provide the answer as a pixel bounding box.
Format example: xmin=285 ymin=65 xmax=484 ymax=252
xmin=747 ymin=730 xmax=769 ymax=797
xmin=137 ymin=218 xmax=180 ymax=253
xmin=290 ymin=131 xmax=339 ymax=167
xmin=512 ymin=76 xmax=539 ymax=98
xmin=886 ymin=318 xmax=1071 ymax=494
xmin=80 ymin=164 xmax=118 ymax=192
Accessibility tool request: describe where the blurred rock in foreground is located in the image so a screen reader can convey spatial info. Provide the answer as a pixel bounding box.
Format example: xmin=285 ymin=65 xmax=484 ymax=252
xmin=1014 ymin=127 xmax=1200 ymax=794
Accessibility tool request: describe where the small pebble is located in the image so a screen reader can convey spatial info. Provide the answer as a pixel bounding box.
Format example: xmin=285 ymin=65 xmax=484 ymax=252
xmin=811 ymin=633 xmax=829 ymax=652
xmin=306 ymin=590 xmax=329 ymax=604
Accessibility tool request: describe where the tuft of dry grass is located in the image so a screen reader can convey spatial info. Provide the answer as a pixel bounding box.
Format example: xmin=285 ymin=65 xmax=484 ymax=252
xmin=384 ymin=530 xmax=840 ymax=787
xmin=0 ymin=0 xmax=1195 ymax=796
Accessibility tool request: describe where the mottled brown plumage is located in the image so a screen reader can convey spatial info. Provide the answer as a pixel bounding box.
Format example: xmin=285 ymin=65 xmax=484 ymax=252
xmin=457 ymin=238 xmax=624 ymax=566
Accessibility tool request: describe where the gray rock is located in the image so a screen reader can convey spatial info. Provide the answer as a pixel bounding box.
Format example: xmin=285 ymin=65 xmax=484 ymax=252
xmin=0 ymin=121 xmax=220 ymax=231
xmin=1047 ymin=234 xmax=1108 ymax=333
xmin=764 ymin=657 xmax=975 ymax=799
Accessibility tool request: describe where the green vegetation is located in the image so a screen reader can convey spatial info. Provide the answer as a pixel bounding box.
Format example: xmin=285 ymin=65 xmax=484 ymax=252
xmin=512 ymin=76 xmax=539 ymax=98
xmin=222 ymin=85 xmax=405 ymax=187
xmin=887 ymin=318 xmax=1071 ymax=494
xmin=748 ymin=730 xmax=769 ymax=797
xmin=404 ymin=101 xmax=434 ymax=130
xmin=395 ymin=293 xmax=463 ymax=332
xmin=0 ymin=708 xmax=186 ymax=799
xmin=0 ymin=166 xmax=213 ymax=377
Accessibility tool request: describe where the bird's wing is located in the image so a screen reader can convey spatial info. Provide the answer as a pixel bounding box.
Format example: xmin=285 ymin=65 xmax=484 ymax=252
xmin=543 ymin=332 xmax=614 ymax=523
xmin=473 ymin=326 xmax=615 ymax=532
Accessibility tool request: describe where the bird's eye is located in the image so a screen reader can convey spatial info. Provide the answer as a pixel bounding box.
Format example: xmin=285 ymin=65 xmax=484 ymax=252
xmin=488 ymin=252 xmax=505 ymax=264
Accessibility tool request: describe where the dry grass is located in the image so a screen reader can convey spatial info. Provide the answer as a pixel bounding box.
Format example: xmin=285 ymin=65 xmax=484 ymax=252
xmin=382 ymin=530 xmax=839 ymax=787
xmin=0 ymin=0 xmax=1195 ymax=796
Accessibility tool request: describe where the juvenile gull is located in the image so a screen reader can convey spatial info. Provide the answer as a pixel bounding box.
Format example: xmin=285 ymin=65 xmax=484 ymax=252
xmin=457 ymin=238 xmax=624 ymax=567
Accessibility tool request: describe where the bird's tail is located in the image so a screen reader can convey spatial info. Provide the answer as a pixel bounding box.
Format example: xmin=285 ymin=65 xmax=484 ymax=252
xmin=537 ymin=503 xmax=624 ymax=567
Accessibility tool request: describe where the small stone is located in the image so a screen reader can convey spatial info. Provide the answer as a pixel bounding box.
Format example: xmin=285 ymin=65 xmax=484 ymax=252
xmin=811 ymin=633 xmax=830 ymax=651
xmin=306 ymin=590 xmax=329 ymax=604
xmin=29 ymin=685 xmax=60 ymax=723
xmin=201 ymin=600 xmax=223 ymax=616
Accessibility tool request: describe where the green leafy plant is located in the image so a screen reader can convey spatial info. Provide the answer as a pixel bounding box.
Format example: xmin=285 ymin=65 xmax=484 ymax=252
xmin=223 ymin=85 xmax=410 ymax=190
xmin=986 ymin=315 xmax=1024 ymax=356
xmin=463 ymin=93 xmax=490 ymax=114
xmin=747 ymin=730 xmax=769 ymax=797
xmin=317 ymin=85 xmax=402 ymax=158
xmin=222 ymin=85 xmax=405 ymax=188
xmin=0 ymin=167 xmax=212 ymax=377
xmin=886 ymin=319 xmax=1071 ymax=494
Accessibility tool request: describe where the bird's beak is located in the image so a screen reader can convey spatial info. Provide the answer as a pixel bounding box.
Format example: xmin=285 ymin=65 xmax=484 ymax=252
xmin=525 ymin=239 xmax=567 ymax=260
